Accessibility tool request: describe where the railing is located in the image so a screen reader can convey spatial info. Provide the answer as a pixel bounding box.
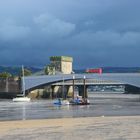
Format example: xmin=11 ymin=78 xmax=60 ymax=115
xmin=51 ymin=79 xmax=123 ymax=86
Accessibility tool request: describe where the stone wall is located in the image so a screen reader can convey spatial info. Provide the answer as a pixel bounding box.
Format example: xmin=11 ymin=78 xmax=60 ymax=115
xmin=0 ymin=78 xmax=20 ymax=98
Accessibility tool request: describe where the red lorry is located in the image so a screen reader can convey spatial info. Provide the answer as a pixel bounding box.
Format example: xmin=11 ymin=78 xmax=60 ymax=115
xmin=86 ymin=68 xmax=102 ymax=74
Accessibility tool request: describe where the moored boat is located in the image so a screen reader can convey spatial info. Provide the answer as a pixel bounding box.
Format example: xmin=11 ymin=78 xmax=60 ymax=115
xmin=70 ymin=96 xmax=90 ymax=105
xmin=53 ymin=98 xmax=70 ymax=105
xmin=13 ymin=65 xmax=31 ymax=102
xmin=13 ymin=96 xmax=30 ymax=102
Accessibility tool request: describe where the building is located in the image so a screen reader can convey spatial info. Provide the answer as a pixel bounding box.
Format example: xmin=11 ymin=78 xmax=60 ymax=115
xmin=50 ymin=56 xmax=73 ymax=74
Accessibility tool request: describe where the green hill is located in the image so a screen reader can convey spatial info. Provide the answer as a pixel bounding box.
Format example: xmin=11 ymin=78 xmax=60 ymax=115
xmin=0 ymin=66 xmax=41 ymax=76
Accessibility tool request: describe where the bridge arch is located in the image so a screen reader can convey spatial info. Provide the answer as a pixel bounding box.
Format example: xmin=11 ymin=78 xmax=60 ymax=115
xmin=23 ymin=73 xmax=140 ymax=93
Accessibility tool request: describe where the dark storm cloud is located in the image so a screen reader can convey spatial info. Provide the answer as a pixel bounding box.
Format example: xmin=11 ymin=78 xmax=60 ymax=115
xmin=0 ymin=0 xmax=140 ymax=68
xmin=34 ymin=14 xmax=75 ymax=40
xmin=0 ymin=19 xmax=31 ymax=41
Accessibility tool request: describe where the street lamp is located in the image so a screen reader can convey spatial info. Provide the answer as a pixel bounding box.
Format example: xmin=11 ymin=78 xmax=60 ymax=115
xmin=83 ymin=75 xmax=86 ymax=100
xmin=83 ymin=75 xmax=86 ymax=80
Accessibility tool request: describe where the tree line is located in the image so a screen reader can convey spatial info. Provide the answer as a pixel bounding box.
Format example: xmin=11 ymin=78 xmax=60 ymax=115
xmin=0 ymin=68 xmax=32 ymax=78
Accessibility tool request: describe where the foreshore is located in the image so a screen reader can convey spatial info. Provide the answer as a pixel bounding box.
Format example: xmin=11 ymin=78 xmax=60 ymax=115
xmin=0 ymin=116 xmax=140 ymax=140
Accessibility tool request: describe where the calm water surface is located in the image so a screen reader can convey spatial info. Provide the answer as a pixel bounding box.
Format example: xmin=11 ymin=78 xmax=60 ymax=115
xmin=0 ymin=93 xmax=140 ymax=121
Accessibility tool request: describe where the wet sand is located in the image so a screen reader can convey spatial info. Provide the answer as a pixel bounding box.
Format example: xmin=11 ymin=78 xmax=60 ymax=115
xmin=0 ymin=116 xmax=140 ymax=140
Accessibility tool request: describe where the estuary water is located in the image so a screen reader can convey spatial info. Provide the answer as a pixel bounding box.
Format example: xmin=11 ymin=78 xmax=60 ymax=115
xmin=0 ymin=93 xmax=140 ymax=121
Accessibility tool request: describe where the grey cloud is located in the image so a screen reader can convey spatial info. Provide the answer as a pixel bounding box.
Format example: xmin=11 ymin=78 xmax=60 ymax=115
xmin=55 ymin=29 xmax=140 ymax=68
xmin=34 ymin=14 xmax=75 ymax=39
xmin=0 ymin=19 xmax=31 ymax=41
xmin=0 ymin=0 xmax=140 ymax=68
xmin=68 ymin=30 xmax=140 ymax=50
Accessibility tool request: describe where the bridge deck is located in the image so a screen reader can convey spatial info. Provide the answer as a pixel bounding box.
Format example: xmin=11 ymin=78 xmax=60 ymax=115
xmin=23 ymin=73 xmax=140 ymax=91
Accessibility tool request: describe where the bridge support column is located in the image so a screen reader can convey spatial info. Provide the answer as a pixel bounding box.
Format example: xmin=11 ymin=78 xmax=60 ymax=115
xmin=85 ymin=86 xmax=89 ymax=98
xmin=77 ymin=85 xmax=88 ymax=98
xmin=67 ymin=86 xmax=74 ymax=98
xmin=61 ymin=85 xmax=67 ymax=99
xmin=62 ymin=85 xmax=69 ymax=99
xmin=51 ymin=86 xmax=61 ymax=98
xmin=50 ymin=85 xmax=55 ymax=99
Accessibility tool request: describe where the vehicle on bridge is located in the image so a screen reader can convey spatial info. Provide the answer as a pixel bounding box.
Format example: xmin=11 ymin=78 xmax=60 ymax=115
xmin=86 ymin=68 xmax=102 ymax=74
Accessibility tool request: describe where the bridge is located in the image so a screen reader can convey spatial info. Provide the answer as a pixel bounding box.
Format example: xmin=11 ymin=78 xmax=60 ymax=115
xmin=24 ymin=73 xmax=140 ymax=92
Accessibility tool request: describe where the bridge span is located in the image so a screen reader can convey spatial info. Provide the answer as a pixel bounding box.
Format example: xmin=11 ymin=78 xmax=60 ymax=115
xmin=24 ymin=73 xmax=140 ymax=92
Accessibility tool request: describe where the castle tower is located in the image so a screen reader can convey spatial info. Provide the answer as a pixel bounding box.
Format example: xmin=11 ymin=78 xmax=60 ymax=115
xmin=50 ymin=56 xmax=73 ymax=74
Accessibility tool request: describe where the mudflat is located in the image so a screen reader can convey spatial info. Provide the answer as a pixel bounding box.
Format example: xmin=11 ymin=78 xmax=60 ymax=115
xmin=0 ymin=116 xmax=140 ymax=140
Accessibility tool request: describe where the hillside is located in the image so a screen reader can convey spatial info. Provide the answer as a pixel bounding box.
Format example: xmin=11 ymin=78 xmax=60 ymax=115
xmin=0 ymin=66 xmax=41 ymax=76
xmin=0 ymin=66 xmax=140 ymax=76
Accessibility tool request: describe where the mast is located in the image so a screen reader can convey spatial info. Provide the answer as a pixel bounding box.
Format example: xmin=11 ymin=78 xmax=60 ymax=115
xmin=22 ymin=65 xmax=25 ymax=96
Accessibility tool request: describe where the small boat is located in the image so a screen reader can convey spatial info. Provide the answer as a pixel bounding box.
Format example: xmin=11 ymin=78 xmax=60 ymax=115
xmin=61 ymin=100 xmax=70 ymax=105
xmin=13 ymin=65 xmax=31 ymax=102
xmin=53 ymin=98 xmax=70 ymax=105
xmin=70 ymin=96 xmax=90 ymax=105
xmin=13 ymin=96 xmax=30 ymax=102
xmin=53 ymin=77 xmax=70 ymax=105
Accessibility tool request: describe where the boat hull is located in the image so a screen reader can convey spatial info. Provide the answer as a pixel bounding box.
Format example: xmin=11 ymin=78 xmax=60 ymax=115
xmin=13 ymin=97 xmax=30 ymax=102
xmin=70 ymin=99 xmax=90 ymax=105
xmin=53 ymin=99 xmax=70 ymax=105
xmin=71 ymin=102 xmax=90 ymax=105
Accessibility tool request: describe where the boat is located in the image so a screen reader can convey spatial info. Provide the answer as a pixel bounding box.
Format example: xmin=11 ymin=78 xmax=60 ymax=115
xmin=70 ymin=96 xmax=90 ymax=105
xmin=53 ymin=77 xmax=70 ymax=105
xmin=13 ymin=96 xmax=30 ymax=102
xmin=53 ymin=98 xmax=70 ymax=105
xmin=71 ymin=75 xmax=90 ymax=105
xmin=13 ymin=65 xmax=31 ymax=102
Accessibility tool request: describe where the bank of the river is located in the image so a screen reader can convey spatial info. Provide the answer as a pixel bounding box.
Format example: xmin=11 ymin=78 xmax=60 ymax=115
xmin=0 ymin=116 xmax=140 ymax=140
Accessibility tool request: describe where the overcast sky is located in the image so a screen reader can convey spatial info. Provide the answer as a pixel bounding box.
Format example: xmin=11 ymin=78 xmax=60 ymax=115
xmin=0 ymin=0 xmax=140 ymax=69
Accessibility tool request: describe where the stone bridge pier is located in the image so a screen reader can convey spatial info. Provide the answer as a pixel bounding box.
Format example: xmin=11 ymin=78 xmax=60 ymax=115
xmin=49 ymin=85 xmax=70 ymax=99
xmin=77 ymin=85 xmax=88 ymax=98
xmin=48 ymin=84 xmax=89 ymax=99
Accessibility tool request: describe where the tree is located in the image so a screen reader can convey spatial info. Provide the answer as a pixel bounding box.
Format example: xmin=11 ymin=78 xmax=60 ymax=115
xmin=44 ymin=65 xmax=55 ymax=75
xmin=0 ymin=72 xmax=12 ymax=78
xmin=24 ymin=68 xmax=32 ymax=76
xmin=20 ymin=68 xmax=32 ymax=76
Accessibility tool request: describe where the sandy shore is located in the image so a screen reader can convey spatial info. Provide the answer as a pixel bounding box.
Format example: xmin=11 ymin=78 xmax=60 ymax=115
xmin=0 ymin=116 xmax=140 ymax=140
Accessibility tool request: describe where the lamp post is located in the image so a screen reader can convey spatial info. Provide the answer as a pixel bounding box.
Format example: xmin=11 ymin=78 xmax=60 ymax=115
xmin=72 ymin=75 xmax=75 ymax=100
xmin=83 ymin=75 xmax=86 ymax=101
